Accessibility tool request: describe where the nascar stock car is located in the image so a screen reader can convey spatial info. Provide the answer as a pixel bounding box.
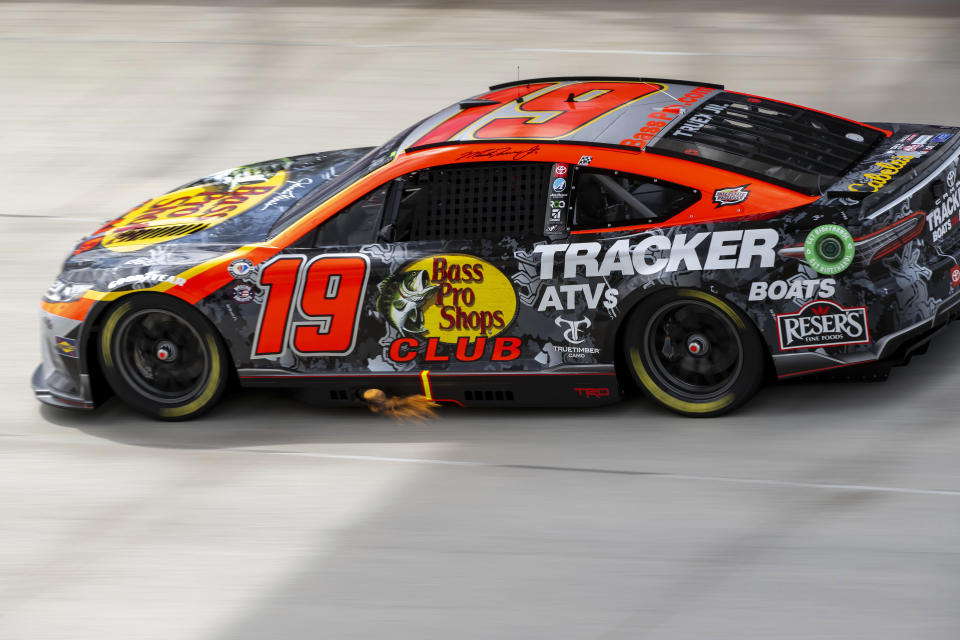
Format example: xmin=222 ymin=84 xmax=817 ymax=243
xmin=33 ymin=77 xmax=960 ymax=419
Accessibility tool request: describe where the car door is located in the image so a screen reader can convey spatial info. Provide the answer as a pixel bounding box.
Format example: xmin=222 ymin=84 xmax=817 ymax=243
xmin=366 ymin=160 xmax=556 ymax=373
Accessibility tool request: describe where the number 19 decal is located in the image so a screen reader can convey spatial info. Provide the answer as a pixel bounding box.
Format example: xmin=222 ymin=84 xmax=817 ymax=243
xmin=252 ymin=253 xmax=370 ymax=358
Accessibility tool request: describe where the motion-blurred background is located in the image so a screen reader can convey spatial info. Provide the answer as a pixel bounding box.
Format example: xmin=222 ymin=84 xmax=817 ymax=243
xmin=3 ymin=2 xmax=960 ymax=638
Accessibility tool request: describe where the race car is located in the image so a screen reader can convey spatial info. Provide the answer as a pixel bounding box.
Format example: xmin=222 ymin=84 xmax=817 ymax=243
xmin=33 ymin=76 xmax=960 ymax=419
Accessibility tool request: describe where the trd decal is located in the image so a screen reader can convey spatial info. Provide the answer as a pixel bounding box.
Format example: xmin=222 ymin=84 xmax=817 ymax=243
xmin=575 ymin=387 xmax=611 ymax=399
xmin=253 ymin=253 xmax=370 ymax=358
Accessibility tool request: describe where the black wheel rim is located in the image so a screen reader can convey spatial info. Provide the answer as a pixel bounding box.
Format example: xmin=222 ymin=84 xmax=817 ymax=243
xmin=114 ymin=309 xmax=210 ymax=403
xmin=642 ymin=300 xmax=743 ymax=401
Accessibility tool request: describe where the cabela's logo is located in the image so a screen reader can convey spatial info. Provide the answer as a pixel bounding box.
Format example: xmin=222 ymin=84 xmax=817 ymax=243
xmin=377 ymin=255 xmax=520 ymax=362
xmin=81 ymin=171 xmax=287 ymax=253
xmin=776 ymin=300 xmax=870 ymax=351
xmin=847 ymin=154 xmax=912 ymax=193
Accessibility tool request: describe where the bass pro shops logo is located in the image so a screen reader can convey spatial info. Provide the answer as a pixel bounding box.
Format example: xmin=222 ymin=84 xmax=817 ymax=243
xmin=776 ymin=300 xmax=870 ymax=351
xmin=379 ymin=255 xmax=516 ymax=342
xmin=378 ymin=255 xmax=521 ymax=363
xmin=78 ymin=171 xmax=287 ymax=254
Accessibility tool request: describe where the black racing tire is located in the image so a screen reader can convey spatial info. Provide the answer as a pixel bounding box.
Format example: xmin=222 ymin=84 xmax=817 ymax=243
xmin=623 ymin=288 xmax=765 ymax=417
xmin=98 ymin=294 xmax=230 ymax=421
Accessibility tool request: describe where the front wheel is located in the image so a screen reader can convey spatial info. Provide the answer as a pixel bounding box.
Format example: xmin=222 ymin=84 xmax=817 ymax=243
xmin=623 ymin=289 xmax=766 ymax=417
xmin=98 ymin=294 xmax=230 ymax=420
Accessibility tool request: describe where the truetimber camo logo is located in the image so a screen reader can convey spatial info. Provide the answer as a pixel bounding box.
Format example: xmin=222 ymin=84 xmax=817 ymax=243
xmin=776 ymin=300 xmax=870 ymax=351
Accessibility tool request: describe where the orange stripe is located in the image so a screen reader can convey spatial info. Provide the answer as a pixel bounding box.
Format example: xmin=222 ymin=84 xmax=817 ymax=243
xmin=41 ymin=297 xmax=96 ymax=321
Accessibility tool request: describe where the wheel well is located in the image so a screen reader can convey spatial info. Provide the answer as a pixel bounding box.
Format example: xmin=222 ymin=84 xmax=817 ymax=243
xmin=81 ymin=293 xmax=239 ymax=403
xmin=81 ymin=298 xmax=115 ymax=405
xmin=609 ymin=285 xmax=776 ymax=392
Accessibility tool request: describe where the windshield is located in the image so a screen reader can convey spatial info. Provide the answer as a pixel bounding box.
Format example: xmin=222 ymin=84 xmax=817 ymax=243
xmin=268 ymin=120 xmax=425 ymax=236
xmin=648 ymin=92 xmax=885 ymax=196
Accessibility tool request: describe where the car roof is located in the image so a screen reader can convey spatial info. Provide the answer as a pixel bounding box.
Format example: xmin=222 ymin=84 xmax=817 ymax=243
xmin=399 ymin=77 xmax=724 ymax=152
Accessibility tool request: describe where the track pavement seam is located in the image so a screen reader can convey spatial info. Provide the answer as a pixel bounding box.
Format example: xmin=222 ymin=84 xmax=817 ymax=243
xmin=236 ymin=449 xmax=960 ymax=497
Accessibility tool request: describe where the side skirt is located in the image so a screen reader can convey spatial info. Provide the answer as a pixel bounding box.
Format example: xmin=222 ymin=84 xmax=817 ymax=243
xmin=237 ymin=366 xmax=623 ymax=408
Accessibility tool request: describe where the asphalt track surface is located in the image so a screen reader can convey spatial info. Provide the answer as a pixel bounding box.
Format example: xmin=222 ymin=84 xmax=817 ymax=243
xmin=4 ymin=2 xmax=960 ymax=638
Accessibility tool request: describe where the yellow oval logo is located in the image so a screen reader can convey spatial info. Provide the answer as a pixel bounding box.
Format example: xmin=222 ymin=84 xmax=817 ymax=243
xmin=398 ymin=255 xmax=517 ymax=344
xmin=100 ymin=171 xmax=287 ymax=252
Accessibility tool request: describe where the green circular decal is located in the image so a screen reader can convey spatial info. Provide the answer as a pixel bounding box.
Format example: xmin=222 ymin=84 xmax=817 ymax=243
xmin=804 ymin=224 xmax=855 ymax=275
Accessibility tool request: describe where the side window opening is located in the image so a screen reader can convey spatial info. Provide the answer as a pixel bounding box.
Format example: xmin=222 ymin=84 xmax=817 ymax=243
xmin=571 ymin=168 xmax=699 ymax=230
xmin=314 ymin=183 xmax=389 ymax=247
xmin=388 ymin=162 xmax=550 ymax=242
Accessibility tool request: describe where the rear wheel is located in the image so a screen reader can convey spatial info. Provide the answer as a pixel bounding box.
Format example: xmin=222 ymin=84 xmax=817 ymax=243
xmin=98 ymin=295 xmax=229 ymax=420
xmin=623 ymin=289 xmax=765 ymax=417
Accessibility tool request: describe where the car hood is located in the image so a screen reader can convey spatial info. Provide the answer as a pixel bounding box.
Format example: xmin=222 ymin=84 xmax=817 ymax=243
xmin=65 ymin=147 xmax=373 ymax=269
xmin=55 ymin=147 xmax=374 ymax=295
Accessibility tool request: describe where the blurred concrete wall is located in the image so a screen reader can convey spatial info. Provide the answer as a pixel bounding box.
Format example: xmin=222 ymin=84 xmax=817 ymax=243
xmin=3 ymin=1 xmax=960 ymax=229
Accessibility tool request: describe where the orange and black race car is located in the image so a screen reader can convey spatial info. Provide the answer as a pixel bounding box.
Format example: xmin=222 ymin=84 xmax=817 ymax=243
xmin=34 ymin=77 xmax=960 ymax=419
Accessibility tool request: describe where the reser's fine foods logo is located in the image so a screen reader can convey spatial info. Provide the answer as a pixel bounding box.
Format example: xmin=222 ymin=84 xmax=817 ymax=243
xmin=776 ymin=300 xmax=870 ymax=351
